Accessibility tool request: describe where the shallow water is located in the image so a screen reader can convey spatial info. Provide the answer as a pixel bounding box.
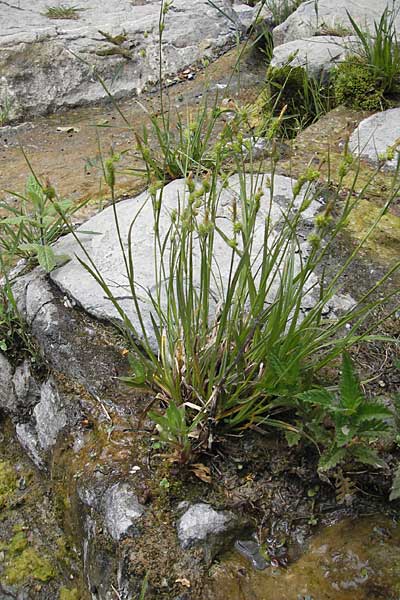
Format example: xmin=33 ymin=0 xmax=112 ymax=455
xmin=205 ymin=516 xmax=400 ymax=600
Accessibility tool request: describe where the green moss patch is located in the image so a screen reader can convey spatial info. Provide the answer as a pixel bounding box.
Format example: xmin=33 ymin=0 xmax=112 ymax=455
xmin=0 ymin=528 xmax=56 ymax=585
xmin=59 ymin=587 xmax=80 ymax=600
xmin=333 ymin=57 xmax=388 ymax=111
xmin=0 ymin=461 xmax=18 ymax=511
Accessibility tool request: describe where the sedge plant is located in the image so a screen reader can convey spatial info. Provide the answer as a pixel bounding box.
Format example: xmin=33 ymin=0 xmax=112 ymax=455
xmin=55 ymin=122 xmax=400 ymax=463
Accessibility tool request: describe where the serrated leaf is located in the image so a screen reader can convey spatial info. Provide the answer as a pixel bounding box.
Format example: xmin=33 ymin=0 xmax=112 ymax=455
xmin=355 ymin=402 xmax=392 ymax=421
xmin=351 ymin=445 xmax=387 ymax=468
xmin=340 ymin=352 xmax=363 ymax=410
xmin=390 ymin=465 xmax=400 ymax=501
xmin=297 ymin=388 xmax=334 ymax=407
xmin=285 ymin=429 xmax=301 ymax=447
xmin=36 ymin=245 xmax=57 ymax=272
xmin=318 ymin=446 xmax=347 ymax=471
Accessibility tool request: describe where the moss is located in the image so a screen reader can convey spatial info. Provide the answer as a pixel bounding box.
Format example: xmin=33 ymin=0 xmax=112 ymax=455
xmin=345 ymin=198 xmax=400 ymax=263
xmin=0 ymin=461 xmax=18 ymax=510
xmin=333 ymin=57 xmax=387 ymax=111
xmin=59 ymin=587 xmax=80 ymax=600
xmin=0 ymin=529 xmax=56 ymax=585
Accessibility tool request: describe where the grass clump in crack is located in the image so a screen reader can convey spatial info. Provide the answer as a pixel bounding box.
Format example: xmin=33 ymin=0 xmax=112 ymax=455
xmin=64 ymin=118 xmax=399 ymax=468
xmin=44 ymin=5 xmax=82 ymax=20
xmin=260 ymin=64 xmax=334 ymax=138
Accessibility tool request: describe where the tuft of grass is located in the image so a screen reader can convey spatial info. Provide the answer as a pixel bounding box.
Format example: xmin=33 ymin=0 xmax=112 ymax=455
xmin=61 ymin=128 xmax=399 ymax=464
xmin=44 ymin=5 xmax=82 ymax=20
xmin=346 ymin=6 xmax=400 ymax=95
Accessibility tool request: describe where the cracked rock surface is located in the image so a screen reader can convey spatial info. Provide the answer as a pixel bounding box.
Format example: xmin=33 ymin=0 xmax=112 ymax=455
xmin=0 ymin=0 xmax=239 ymax=120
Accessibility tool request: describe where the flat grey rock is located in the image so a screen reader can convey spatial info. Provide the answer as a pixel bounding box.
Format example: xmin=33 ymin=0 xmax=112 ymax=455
xmin=273 ymin=0 xmax=400 ymax=46
xmin=0 ymin=0 xmax=239 ymax=121
xmin=349 ymin=107 xmax=400 ymax=171
xmin=103 ymin=482 xmax=145 ymax=541
xmin=270 ymin=36 xmax=353 ymax=79
xmin=50 ymin=173 xmax=322 ymax=348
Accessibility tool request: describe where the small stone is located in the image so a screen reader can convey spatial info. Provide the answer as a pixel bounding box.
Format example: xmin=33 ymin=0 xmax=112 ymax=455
xmin=103 ymin=482 xmax=145 ymax=541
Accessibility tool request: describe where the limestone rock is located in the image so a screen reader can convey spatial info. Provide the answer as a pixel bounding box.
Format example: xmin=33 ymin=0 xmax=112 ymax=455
xmin=15 ymin=378 xmax=68 ymax=468
xmin=177 ymin=503 xmax=245 ymax=560
xmin=0 ymin=0 xmax=239 ymax=121
xmin=273 ymin=0 xmax=400 ymax=46
xmin=270 ymin=36 xmax=353 ymax=79
xmin=11 ymin=268 xmax=127 ymax=394
xmin=103 ymin=482 xmax=145 ymax=541
xmin=349 ymin=107 xmax=400 ymax=171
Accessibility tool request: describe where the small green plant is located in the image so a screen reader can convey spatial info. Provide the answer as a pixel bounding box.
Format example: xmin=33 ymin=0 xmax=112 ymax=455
xmin=0 ymin=175 xmax=83 ymax=272
xmin=146 ymin=401 xmax=198 ymax=464
xmin=333 ymin=7 xmax=400 ymax=110
xmin=44 ymin=5 xmax=82 ymax=19
xmin=297 ymin=353 xmax=393 ymax=471
xmin=65 ymin=140 xmax=400 ymax=462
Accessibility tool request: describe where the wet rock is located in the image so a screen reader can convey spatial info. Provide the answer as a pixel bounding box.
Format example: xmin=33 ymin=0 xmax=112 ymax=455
xmin=103 ymin=482 xmax=145 ymax=541
xmin=177 ymin=503 xmax=245 ymax=560
xmin=0 ymin=353 xmax=16 ymax=415
xmin=270 ymin=36 xmax=352 ymax=79
xmin=273 ymin=0 xmax=400 ymax=46
xmin=349 ymin=107 xmax=400 ymax=171
xmin=0 ymin=0 xmax=239 ymax=121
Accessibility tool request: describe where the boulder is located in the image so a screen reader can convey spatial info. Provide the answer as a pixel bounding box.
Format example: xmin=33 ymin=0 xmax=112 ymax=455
xmin=0 ymin=0 xmax=239 ymax=121
xmin=273 ymin=0 xmax=400 ymax=46
xmin=349 ymin=107 xmax=400 ymax=171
